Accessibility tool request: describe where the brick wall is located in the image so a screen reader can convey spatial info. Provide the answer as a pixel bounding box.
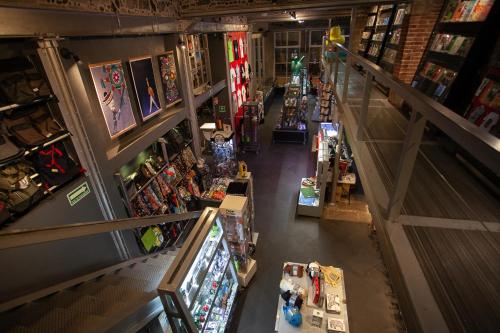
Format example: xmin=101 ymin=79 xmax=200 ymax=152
xmin=389 ymin=0 xmax=444 ymax=106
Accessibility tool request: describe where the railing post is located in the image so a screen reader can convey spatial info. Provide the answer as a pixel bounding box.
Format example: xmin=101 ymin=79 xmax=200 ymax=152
xmin=357 ymin=72 xmax=373 ymax=141
xmin=386 ymin=110 xmax=427 ymax=220
xmin=334 ymin=46 xmax=340 ymax=89
xmin=342 ymin=54 xmax=351 ymax=103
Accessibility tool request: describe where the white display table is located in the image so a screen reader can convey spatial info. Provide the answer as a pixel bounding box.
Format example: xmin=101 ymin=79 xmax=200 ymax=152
xmin=275 ymin=262 xmax=350 ymax=333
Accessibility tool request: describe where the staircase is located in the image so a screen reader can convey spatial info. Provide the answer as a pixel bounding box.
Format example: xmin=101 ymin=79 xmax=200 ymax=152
xmin=0 ymin=212 xmax=200 ymax=333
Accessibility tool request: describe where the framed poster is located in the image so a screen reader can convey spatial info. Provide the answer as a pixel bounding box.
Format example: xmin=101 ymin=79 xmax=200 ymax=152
xmin=158 ymin=51 xmax=182 ymax=106
xmin=89 ymin=60 xmax=137 ymax=139
xmin=129 ymin=56 xmax=162 ymax=121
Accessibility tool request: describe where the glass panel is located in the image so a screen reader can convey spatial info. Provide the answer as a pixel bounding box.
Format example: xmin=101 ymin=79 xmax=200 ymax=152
xmin=288 ymin=31 xmax=300 ymax=46
xmin=275 ymin=64 xmax=287 ymax=76
xmin=204 ymin=264 xmax=238 ymax=332
xmin=179 ymin=223 xmax=223 ymax=308
xmin=164 ymin=293 xmax=179 ymax=314
xmin=190 ymin=241 xmax=231 ymax=331
xmin=310 ymin=30 xmax=324 ymax=46
xmin=275 ymin=49 xmax=287 ymax=64
xmin=173 ymin=317 xmax=189 ymax=333
xmin=275 ymin=32 xmax=286 ymax=47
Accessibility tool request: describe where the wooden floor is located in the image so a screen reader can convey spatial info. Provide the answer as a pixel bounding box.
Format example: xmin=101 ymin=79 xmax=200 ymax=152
xmin=404 ymin=225 xmax=500 ymax=333
xmin=340 ymin=68 xmax=500 ymax=223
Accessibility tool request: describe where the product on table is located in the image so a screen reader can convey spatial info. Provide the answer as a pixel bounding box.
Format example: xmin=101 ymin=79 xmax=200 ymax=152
xmin=283 ymin=305 xmax=302 ymax=327
xmin=327 ymin=317 xmax=346 ymax=333
xmin=284 ymin=263 xmax=304 ymax=278
xmin=279 ymin=278 xmax=306 ymax=299
xmin=326 ymin=293 xmax=342 ymax=314
xmin=311 ymin=309 xmax=324 ymax=328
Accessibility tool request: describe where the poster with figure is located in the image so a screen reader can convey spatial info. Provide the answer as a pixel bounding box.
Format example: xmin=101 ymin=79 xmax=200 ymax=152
xmin=158 ymin=51 xmax=182 ymax=106
xmin=129 ymin=56 xmax=162 ymax=121
xmin=89 ymin=60 xmax=137 ymax=139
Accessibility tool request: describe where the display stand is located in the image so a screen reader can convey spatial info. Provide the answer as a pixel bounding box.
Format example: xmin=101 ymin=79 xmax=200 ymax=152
xmin=273 ymin=84 xmax=308 ymax=144
xmin=297 ymin=123 xmax=340 ymax=218
xmin=240 ymin=102 xmax=261 ymax=154
xmin=275 ymin=262 xmax=350 ymax=333
xmin=158 ymin=207 xmax=239 ymax=333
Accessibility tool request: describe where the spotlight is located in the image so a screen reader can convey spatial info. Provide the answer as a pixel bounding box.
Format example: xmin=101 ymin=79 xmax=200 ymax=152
xmin=298 ymin=20 xmax=304 ymax=24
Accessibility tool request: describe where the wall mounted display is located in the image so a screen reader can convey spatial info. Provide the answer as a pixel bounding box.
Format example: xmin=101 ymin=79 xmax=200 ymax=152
xmin=158 ymin=51 xmax=182 ymax=107
xmin=89 ymin=60 xmax=137 ymax=139
xmin=129 ymin=56 xmax=162 ymax=121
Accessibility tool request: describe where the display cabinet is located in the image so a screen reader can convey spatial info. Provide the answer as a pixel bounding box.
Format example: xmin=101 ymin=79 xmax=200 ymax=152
xmin=380 ymin=3 xmax=412 ymax=74
xmin=184 ymin=34 xmax=213 ymax=96
xmin=158 ymin=207 xmax=239 ymax=333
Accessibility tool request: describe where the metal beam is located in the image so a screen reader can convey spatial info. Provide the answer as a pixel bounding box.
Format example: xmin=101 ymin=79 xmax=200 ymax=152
xmin=387 ymin=111 xmax=427 ymax=221
xmin=0 ymin=211 xmax=202 ymax=250
xmin=357 ymin=72 xmax=373 ymax=141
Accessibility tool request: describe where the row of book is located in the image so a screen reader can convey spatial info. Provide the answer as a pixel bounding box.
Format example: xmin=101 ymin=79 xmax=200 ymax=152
xmin=420 ymin=62 xmax=458 ymax=87
xmin=372 ymin=32 xmax=385 ymax=41
xmin=383 ymin=49 xmax=397 ymax=64
xmin=429 ymin=33 xmax=475 ymax=57
xmin=441 ymin=0 xmax=494 ymax=22
xmin=368 ymin=43 xmax=382 ymax=57
xmin=393 ymin=7 xmax=407 ymax=25
xmin=389 ymin=29 xmax=402 ymax=45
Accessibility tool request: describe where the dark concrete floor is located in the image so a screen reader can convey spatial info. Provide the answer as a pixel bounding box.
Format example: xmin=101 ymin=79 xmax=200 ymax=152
xmin=229 ymin=95 xmax=401 ymax=333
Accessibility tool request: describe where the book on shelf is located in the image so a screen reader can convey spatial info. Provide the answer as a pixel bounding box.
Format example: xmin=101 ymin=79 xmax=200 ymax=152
xmin=394 ymin=8 xmax=406 ymax=25
xmin=465 ymin=76 xmax=499 ymax=135
xmin=469 ymin=0 xmax=494 ymax=21
xmin=442 ymin=0 xmax=494 ymax=22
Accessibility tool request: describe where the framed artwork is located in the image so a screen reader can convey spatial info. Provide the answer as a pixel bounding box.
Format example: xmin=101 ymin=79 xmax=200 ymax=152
xmin=129 ymin=56 xmax=162 ymax=121
xmin=89 ymin=60 xmax=137 ymax=139
xmin=158 ymin=51 xmax=182 ymax=106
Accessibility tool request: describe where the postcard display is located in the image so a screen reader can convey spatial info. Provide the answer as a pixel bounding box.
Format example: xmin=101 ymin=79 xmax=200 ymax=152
xmin=227 ymin=32 xmax=251 ymax=141
xmin=0 ymin=55 xmax=82 ymax=227
xmin=411 ymin=0 xmax=498 ymax=110
xmin=158 ymin=207 xmax=239 ymax=333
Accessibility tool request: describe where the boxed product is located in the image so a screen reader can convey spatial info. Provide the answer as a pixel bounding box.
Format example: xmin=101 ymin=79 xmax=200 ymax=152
xmin=327 ymin=318 xmax=346 ymax=333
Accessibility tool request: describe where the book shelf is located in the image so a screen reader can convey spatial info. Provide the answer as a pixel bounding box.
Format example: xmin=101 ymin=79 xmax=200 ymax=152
xmin=358 ymin=5 xmax=379 ymax=57
xmin=410 ymin=0 xmax=499 ymax=113
xmin=380 ymin=3 xmax=412 ymax=74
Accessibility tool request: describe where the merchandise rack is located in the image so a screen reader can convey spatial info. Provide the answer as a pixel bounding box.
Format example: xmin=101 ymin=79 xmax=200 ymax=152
xmin=410 ymin=0 xmax=499 ymax=114
xmin=114 ymin=119 xmax=197 ymax=218
xmin=358 ymin=5 xmax=379 ymax=57
xmin=272 ymin=84 xmax=308 ymax=144
xmin=240 ymin=102 xmax=260 ymax=154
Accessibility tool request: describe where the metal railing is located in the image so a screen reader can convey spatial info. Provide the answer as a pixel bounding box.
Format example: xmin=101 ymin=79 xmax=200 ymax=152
xmin=0 ymin=211 xmax=202 ymax=251
xmin=330 ymin=42 xmax=500 ymax=220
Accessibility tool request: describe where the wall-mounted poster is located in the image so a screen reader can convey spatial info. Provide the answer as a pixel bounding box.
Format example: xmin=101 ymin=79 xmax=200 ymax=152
xmin=89 ymin=60 xmax=137 ymax=139
xmin=129 ymin=56 xmax=162 ymax=121
xmin=158 ymin=51 xmax=182 ymax=106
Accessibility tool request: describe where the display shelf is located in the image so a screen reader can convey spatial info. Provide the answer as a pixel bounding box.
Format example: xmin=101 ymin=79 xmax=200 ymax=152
xmin=0 ymin=94 xmax=55 ymax=113
xmin=194 ymin=79 xmax=226 ymax=109
xmin=128 ymin=162 xmax=170 ymax=201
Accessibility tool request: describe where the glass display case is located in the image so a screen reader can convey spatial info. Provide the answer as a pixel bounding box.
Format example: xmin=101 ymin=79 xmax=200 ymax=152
xmin=159 ymin=207 xmax=239 ymax=333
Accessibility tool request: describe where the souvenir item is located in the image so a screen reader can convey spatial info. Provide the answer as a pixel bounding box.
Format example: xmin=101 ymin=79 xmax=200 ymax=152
xmin=0 ymin=134 xmax=24 ymax=164
xmin=0 ymin=162 xmax=44 ymax=213
xmin=33 ymin=142 xmax=81 ymax=186
xmin=158 ymin=52 xmax=181 ymax=105
xmin=0 ymin=57 xmax=51 ymax=104
xmin=227 ymin=39 xmax=234 ymax=62
xmin=89 ymin=60 xmax=137 ymax=138
xmin=129 ymin=56 xmax=162 ymax=121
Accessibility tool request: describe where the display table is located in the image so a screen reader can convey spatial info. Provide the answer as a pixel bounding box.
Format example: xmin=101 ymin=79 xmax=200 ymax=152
xmin=273 ymin=126 xmax=309 ymax=144
xmin=275 ymin=262 xmax=350 ymax=333
xmin=297 ymin=178 xmax=321 ymax=217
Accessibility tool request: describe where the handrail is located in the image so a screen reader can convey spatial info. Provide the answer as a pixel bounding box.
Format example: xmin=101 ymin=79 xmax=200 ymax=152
xmin=335 ymin=42 xmax=500 ymax=175
xmin=0 ymin=211 xmax=202 ymax=251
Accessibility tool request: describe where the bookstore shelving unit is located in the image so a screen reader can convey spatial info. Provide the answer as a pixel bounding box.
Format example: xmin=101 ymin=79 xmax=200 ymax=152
xmin=365 ymin=4 xmax=396 ymax=65
xmin=410 ymin=0 xmax=499 ymax=114
xmin=380 ymin=3 xmax=412 ymax=74
xmin=358 ymin=5 xmax=379 ymax=57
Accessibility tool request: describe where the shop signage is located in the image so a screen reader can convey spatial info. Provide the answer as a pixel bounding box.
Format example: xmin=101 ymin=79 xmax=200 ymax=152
xmin=67 ymin=181 xmax=91 ymax=206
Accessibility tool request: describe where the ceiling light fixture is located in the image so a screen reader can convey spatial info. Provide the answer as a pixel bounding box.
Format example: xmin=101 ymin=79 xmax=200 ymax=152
xmin=298 ymin=20 xmax=304 ymax=23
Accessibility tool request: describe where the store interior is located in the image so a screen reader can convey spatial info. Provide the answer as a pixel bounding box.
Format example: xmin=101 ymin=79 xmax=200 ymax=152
xmin=0 ymin=1 xmax=499 ymax=333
